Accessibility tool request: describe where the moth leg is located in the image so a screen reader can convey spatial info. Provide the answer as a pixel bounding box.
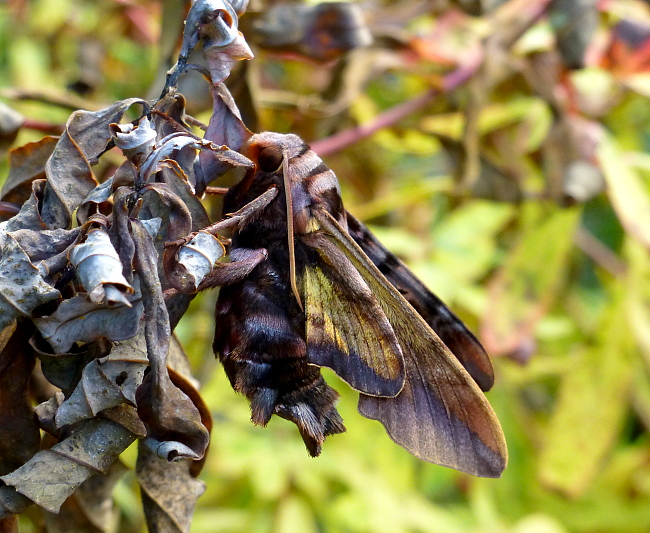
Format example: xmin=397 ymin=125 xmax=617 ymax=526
xmin=222 ymin=185 xmax=279 ymax=231
xmin=204 ymin=186 xmax=229 ymax=195
xmin=164 ymin=186 xmax=279 ymax=249
xmin=197 ymin=248 xmax=268 ymax=289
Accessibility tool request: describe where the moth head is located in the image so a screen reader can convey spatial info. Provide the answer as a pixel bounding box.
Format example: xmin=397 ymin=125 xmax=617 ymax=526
xmin=257 ymin=144 xmax=284 ymax=173
xmin=243 ymin=132 xmax=308 ymax=174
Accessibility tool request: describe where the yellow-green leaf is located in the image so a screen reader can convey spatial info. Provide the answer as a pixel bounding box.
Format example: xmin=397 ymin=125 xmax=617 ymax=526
xmin=598 ymin=132 xmax=650 ymax=250
xmin=482 ymin=205 xmax=580 ymax=355
xmin=538 ymin=279 xmax=635 ymax=497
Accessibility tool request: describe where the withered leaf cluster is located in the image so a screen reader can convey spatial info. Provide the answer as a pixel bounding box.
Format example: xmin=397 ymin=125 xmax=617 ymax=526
xmin=0 ymin=1 xmax=253 ymax=531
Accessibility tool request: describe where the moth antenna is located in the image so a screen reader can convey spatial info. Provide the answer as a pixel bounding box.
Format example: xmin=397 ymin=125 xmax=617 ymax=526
xmin=204 ymin=186 xmax=229 ymax=195
xmin=283 ymin=150 xmax=304 ymax=311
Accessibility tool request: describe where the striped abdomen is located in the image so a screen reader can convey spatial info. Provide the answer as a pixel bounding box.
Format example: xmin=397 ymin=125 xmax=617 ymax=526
xmin=213 ymin=132 xmax=348 ymax=454
xmin=213 ymin=244 xmax=345 ymax=456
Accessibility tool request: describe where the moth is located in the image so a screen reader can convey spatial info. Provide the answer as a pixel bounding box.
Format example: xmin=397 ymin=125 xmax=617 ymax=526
xmin=212 ymin=132 xmax=507 ymax=477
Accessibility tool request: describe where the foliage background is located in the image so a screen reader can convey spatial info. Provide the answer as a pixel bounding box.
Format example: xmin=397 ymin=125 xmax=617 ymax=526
xmin=3 ymin=0 xmax=650 ymax=531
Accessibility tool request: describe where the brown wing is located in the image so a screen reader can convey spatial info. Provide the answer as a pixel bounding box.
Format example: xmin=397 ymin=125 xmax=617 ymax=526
xmin=300 ymin=238 xmax=405 ymax=398
xmin=313 ymin=209 xmax=507 ymax=477
xmin=346 ymin=212 xmax=495 ymax=392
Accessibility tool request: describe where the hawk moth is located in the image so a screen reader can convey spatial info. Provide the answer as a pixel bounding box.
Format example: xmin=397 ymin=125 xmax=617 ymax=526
xmin=212 ymin=132 xmax=507 ymax=477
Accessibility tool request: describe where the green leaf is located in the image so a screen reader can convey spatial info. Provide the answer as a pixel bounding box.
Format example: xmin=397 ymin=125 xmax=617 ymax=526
xmin=431 ymin=200 xmax=515 ymax=282
xmin=482 ymin=205 xmax=580 ymax=355
xmin=537 ymin=276 xmax=635 ymax=497
xmin=598 ymin=132 xmax=650 ymax=250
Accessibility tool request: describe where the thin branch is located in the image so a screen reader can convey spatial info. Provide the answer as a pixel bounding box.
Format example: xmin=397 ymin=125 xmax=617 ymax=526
xmin=22 ymin=119 xmax=64 ymax=135
xmin=310 ymin=89 xmax=439 ymax=157
xmin=309 ymin=0 xmax=554 ymax=157
xmin=574 ymin=225 xmax=627 ymax=277
xmin=0 ymin=88 xmax=102 ymax=111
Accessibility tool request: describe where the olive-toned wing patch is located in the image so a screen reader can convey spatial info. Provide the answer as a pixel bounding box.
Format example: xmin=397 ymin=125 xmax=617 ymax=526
xmin=315 ymin=208 xmax=507 ymax=477
xmin=346 ymin=212 xmax=495 ymax=392
xmin=301 ymin=236 xmax=405 ymax=398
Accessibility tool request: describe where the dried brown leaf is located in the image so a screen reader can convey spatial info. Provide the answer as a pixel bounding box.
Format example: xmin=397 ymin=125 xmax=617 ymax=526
xmin=41 ymin=99 xmax=144 ymax=229
xmin=0 ymin=417 xmax=137 ymax=513
xmin=198 ymin=83 xmax=253 ymax=190
xmin=0 ymin=103 xmax=24 ymax=163
xmin=53 ymin=326 xmax=149 ymax=427
xmin=2 ymin=136 xmax=58 ymax=205
xmin=140 ymin=183 xmax=193 ymax=246
xmin=156 ymin=160 xmax=211 ymax=232
xmin=205 ymin=30 xmax=253 ymax=86
xmin=0 ymin=485 xmax=32 ymax=519
xmin=253 ymin=2 xmax=372 ymax=62
xmin=3 ymin=179 xmax=47 ymax=233
xmin=8 ymin=227 xmax=79 ymax=262
xmin=131 ymin=220 xmax=209 ymax=461
xmin=77 ymin=178 xmax=115 ymax=226
xmin=0 ymin=322 xmax=40 ymax=476
xmin=34 ymin=392 xmax=65 ymax=436
xmin=0 ymin=233 xmax=60 ymax=331
xmin=41 ymin=134 xmax=96 ymax=229
xmin=136 ymin=441 xmax=205 ymax=533
xmin=34 ymin=294 xmax=143 ymax=354
xmin=43 ymin=459 xmax=128 ymax=533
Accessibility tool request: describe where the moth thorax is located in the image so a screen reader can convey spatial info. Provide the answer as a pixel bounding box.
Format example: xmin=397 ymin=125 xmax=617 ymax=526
xmin=294 ymin=207 xmax=317 ymax=234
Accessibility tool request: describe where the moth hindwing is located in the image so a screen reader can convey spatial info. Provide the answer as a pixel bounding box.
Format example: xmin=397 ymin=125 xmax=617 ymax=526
xmin=213 ymin=131 xmax=507 ymax=477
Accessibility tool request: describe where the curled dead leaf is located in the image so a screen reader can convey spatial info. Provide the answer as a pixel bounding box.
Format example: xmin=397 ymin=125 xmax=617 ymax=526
xmin=136 ymin=441 xmax=205 ymax=533
xmin=0 ymin=417 xmax=138 ymax=514
xmin=168 ymin=231 xmax=225 ymax=293
xmin=53 ymin=325 xmax=149 ymax=428
xmin=0 ymin=233 xmax=60 ymax=331
xmin=69 ymin=228 xmax=134 ymax=305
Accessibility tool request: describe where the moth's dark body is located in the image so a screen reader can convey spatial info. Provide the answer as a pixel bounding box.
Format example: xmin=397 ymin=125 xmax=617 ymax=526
xmin=213 ymin=135 xmax=346 ymax=455
xmin=213 ymin=132 xmax=507 ymax=476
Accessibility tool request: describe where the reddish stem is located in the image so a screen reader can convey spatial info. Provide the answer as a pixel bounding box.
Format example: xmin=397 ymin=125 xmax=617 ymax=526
xmin=309 ymin=0 xmax=554 ymax=157
xmin=22 ymin=119 xmax=64 ymax=135
xmin=309 ymin=60 xmax=481 ymax=157
xmin=310 ymin=89 xmax=438 ymax=157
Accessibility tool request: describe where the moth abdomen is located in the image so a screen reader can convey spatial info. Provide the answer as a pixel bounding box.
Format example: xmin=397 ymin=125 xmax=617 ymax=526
xmin=214 ymin=260 xmax=346 ymax=455
xmin=249 ymin=387 xmax=278 ymax=426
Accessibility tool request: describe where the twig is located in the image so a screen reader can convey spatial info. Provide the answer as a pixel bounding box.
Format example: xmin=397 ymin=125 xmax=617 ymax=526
xmin=22 ymin=119 xmax=65 ymax=135
xmin=185 ymin=115 xmax=209 ymax=131
xmin=574 ymin=225 xmax=627 ymax=277
xmin=205 ymin=186 xmax=229 ymax=195
xmin=0 ymin=88 xmax=102 ymax=111
xmin=309 ymin=0 xmax=555 ymax=157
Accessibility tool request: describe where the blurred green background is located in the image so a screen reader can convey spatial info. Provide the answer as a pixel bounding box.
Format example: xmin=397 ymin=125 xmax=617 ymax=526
xmin=4 ymin=0 xmax=650 ymax=531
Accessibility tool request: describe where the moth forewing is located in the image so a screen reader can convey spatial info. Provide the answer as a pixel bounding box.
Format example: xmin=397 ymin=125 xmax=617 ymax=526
xmin=282 ymin=149 xmax=303 ymax=310
xmin=345 ymin=213 xmax=495 ymax=392
xmin=301 ymin=235 xmax=405 ymax=398
xmin=313 ymin=208 xmax=508 ymax=478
